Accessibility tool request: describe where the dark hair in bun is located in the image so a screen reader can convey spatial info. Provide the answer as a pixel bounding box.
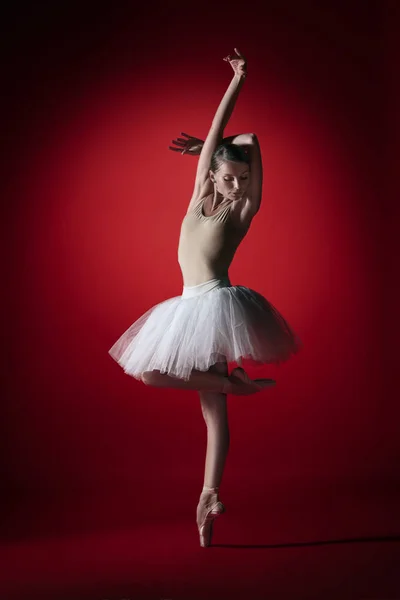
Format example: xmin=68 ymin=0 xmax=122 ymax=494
xmin=210 ymin=143 xmax=250 ymax=174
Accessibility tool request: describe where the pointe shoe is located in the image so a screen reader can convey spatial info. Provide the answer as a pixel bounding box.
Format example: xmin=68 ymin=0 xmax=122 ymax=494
xmin=197 ymin=486 xmax=225 ymax=548
xmin=225 ymin=367 xmax=276 ymax=395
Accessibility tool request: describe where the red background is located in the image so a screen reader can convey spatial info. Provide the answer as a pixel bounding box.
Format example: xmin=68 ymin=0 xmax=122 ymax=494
xmin=2 ymin=1 xmax=399 ymax=598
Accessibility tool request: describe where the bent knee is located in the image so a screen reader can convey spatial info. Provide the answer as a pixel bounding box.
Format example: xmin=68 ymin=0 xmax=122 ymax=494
xmin=208 ymin=361 xmax=229 ymax=377
xmin=141 ymin=370 xmax=160 ymax=385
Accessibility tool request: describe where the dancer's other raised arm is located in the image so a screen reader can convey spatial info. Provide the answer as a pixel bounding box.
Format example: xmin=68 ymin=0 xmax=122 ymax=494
xmin=169 ymin=132 xmax=252 ymax=157
xmin=190 ymin=49 xmax=247 ymax=203
xmin=242 ymin=133 xmax=263 ymax=215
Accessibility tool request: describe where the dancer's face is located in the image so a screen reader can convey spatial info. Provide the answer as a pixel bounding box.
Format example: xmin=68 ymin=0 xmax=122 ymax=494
xmin=209 ymin=160 xmax=250 ymax=200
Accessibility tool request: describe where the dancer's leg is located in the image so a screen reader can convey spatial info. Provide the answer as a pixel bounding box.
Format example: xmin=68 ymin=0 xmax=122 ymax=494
xmin=141 ymin=365 xmax=274 ymax=395
xmin=198 ymin=361 xmax=230 ymax=489
xmin=196 ymin=361 xmax=230 ymax=540
xmin=141 ymin=366 xmax=229 ymax=393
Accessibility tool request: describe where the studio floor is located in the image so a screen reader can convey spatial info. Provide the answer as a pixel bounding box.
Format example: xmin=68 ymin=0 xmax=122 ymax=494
xmin=2 ymin=477 xmax=400 ymax=600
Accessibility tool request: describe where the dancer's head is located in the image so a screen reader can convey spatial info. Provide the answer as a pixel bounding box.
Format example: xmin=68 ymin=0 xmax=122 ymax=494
xmin=209 ymin=143 xmax=250 ymax=200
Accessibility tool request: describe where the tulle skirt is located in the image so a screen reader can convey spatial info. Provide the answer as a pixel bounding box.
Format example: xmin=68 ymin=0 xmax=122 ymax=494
xmin=108 ymin=276 xmax=303 ymax=381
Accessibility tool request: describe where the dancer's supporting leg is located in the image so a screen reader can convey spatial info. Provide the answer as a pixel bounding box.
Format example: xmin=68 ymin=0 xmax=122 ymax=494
xmin=196 ymin=361 xmax=230 ymax=540
xmin=198 ymin=361 xmax=230 ymax=489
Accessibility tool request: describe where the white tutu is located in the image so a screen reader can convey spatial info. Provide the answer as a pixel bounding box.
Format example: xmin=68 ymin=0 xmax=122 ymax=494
xmin=108 ymin=276 xmax=303 ymax=381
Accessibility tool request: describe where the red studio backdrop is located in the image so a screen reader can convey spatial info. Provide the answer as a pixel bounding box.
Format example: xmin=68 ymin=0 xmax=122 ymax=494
xmin=2 ymin=1 xmax=399 ymax=599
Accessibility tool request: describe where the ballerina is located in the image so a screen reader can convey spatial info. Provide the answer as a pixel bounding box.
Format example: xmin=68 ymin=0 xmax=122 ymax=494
xmin=108 ymin=48 xmax=302 ymax=546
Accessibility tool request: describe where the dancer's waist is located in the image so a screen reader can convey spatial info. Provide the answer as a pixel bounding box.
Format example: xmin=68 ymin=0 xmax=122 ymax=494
xmin=182 ymin=276 xmax=232 ymax=298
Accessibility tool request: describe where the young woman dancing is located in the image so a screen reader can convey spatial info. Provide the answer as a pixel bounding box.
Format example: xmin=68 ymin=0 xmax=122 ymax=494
xmin=108 ymin=48 xmax=302 ymax=547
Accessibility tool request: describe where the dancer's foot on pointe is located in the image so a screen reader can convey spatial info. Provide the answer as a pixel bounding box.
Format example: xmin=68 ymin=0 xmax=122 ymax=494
xmin=223 ymin=367 xmax=276 ymax=395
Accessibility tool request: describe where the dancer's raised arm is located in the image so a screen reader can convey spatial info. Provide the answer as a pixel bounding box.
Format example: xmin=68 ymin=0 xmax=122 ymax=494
xmin=190 ymin=49 xmax=247 ymax=201
xmin=169 ymin=132 xmax=252 ymax=156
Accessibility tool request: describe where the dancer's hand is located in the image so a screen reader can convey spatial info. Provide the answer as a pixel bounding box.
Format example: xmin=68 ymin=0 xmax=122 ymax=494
xmin=223 ymin=48 xmax=247 ymax=78
xmin=169 ymin=132 xmax=204 ymax=156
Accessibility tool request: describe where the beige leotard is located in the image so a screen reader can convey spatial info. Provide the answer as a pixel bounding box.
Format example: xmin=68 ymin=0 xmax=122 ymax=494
xmin=177 ymin=195 xmax=251 ymax=287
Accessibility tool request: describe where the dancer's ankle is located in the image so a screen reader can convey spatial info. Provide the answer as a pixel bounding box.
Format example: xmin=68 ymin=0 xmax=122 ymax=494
xmin=202 ymin=485 xmax=219 ymax=494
